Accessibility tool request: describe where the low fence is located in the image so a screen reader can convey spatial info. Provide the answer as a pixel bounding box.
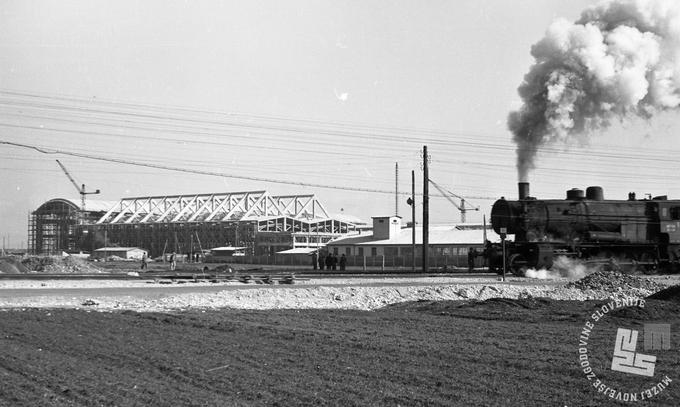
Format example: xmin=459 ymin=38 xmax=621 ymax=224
xmin=204 ymin=254 xmax=487 ymax=271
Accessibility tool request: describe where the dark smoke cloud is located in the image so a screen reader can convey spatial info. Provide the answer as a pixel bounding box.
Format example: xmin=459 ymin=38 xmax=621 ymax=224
xmin=509 ymin=0 xmax=680 ymax=181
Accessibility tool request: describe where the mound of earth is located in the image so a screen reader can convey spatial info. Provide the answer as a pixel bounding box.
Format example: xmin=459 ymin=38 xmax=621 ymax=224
xmin=565 ymin=270 xmax=662 ymax=292
xmin=0 ymin=257 xmax=30 ymax=273
xmin=647 ymin=284 xmax=680 ymax=302
xmin=20 ymin=256 xmax=103 ymax=273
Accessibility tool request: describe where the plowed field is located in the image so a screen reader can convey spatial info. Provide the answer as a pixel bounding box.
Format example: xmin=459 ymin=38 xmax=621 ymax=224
xmin=1 ymin=298 xmax=679 ymax=406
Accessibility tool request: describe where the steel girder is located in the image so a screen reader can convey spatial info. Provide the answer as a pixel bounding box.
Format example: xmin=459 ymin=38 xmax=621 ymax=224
xmin=97 ymin=191 xmax=333 ymax=225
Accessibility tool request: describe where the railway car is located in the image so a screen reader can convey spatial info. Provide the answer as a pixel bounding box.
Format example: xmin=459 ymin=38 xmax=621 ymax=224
xmin=488 ymin=183 xmax=680 ymax=276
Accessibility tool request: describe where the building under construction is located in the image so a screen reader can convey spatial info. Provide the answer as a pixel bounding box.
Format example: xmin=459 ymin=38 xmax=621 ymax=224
xmin=28 ymin=190 xmax=362 ymax=257
xmin=28 ymin=198 xmax=119 ymax=255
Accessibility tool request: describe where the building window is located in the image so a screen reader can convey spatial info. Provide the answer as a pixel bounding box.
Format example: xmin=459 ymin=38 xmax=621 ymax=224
xmin=333 ymin=247 xmax=338 ymax=255
xmin=371 ymin=247 xmax=377 ymax=256
xmin=358 ymin=247 xmax=364 ymax=256
xmin=671 ymin=207 xmax=680 ymax=220
xmin=384 ymin=247 xmax=398 ymax=256
xmin=345 ymin=247 xmax=351 ymax=256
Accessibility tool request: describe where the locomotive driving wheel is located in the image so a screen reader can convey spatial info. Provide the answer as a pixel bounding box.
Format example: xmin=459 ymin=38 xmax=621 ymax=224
xmin=639 ymin=252 xmax=658 ymax=274
xmin=508 ymin=254 xmax=528 ymax=277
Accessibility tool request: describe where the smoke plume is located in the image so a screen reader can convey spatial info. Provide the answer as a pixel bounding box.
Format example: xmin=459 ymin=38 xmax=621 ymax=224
xmin=509 ymin=0 xmax=680 ymax=181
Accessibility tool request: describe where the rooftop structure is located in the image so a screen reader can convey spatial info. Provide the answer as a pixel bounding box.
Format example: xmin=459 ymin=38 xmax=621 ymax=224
xmin=97 ymin=191 xmax=331 ymax=224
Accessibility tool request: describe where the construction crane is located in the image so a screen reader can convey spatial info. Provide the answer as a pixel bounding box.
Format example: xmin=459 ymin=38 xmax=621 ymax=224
xmin=428 ymin=178 xmax=479 ymax=223
xmin=55 ymin=159 xmax=100 ymax=211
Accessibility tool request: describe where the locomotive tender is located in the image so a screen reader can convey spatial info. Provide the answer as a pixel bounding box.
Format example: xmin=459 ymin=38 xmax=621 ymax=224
xmin=488 ymin=182 xmax=680 ymax=275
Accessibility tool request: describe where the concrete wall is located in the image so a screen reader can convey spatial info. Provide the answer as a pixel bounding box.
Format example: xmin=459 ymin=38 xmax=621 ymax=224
xmin=371 ymin=216 xmax=401 ymax=240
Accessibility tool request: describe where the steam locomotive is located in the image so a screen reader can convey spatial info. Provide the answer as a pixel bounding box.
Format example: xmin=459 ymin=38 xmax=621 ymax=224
xmin=488 ymin=182 xmax=680 ymax=275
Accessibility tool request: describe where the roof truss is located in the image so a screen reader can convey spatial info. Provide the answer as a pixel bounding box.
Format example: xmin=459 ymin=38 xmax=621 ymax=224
xmin=97 ymin=191 xmax=333 ymax=225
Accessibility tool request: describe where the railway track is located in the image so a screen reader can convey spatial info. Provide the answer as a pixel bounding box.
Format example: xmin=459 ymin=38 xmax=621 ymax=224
xmin=0 ymin=269 xmax=496 ymax=281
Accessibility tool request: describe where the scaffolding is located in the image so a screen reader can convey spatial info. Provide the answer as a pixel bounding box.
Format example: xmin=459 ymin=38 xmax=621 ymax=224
xmin=27 ymin=199 xmax=110 ymax=255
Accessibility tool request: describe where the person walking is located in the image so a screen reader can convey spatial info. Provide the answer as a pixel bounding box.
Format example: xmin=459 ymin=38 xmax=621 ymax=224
xmin=325 ymin=252 xmax=333 ymax=270
xmin=140 ymin=253 xmax=148 ymax=270
xmin=339 ymin=253 xmax=347 ymax=271
xmin=318 ymin=251 xmax=325 ymax=270
xmin=311 ymin=251 xmax=318 ymax=270
xmin=468 ymin=247 xmax=476 ymax=272
xmin=169 ymin=252 xmax=176 ymax=271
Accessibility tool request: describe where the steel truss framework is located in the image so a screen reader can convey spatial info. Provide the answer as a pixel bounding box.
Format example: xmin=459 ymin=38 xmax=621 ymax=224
xmin=98 ymin=191 xmax=332 ymax=225
xmin=90 ymin=191 xmax=358 ymax=255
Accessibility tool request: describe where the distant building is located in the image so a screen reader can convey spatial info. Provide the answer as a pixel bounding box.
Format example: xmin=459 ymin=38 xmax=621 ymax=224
xmin=29 ymin=191 xmax=363 ymax=257
xmin=326 ymin=216 xmax=501 ymax=259
xmin=92 ymin=247 xmax=148 ymax=260
xmin=28 ymin=198 xmax=119 ymax=255
xmin=209 ymin=246 xmax=246 ymax=257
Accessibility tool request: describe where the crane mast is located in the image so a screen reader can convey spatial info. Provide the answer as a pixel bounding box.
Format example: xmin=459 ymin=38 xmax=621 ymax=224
xmin=55 ymin=160 xmax=100 ymax=212
xmin=428 ymin=178 xmax=479 ymax=223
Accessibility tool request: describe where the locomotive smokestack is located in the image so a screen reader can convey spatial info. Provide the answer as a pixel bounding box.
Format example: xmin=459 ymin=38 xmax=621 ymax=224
xmin=518 ymin=182 xmax=529 ymax=200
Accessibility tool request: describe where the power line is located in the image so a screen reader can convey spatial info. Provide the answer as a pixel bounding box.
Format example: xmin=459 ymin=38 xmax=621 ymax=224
xmin=3 ymin=88 xmax=678 ymax=163
xmin=0 ymin=140 xmax=496 ymax=200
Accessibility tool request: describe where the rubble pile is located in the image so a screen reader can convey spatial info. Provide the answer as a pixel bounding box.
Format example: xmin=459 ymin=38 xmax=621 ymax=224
xmin=0 ymin=257 xmax=30 ymax=273
xmin=20 ymin=256 xmax=103 ymax=273
xmin=565 ymin=270 xmax=663 ymax=293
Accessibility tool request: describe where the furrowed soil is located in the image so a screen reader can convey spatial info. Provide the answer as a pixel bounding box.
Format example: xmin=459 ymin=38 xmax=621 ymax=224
xmin=1 ymin=299 xmax=679 ymax=406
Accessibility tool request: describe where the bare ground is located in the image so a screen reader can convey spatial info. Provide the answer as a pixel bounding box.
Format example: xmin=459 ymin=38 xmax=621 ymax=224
xmin=0 ymin=298 xmax=679 ymax=406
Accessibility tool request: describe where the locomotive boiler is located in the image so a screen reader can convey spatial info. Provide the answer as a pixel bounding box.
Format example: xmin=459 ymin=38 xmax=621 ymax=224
xmin=488 ymin=182 xmax=680 ymax=275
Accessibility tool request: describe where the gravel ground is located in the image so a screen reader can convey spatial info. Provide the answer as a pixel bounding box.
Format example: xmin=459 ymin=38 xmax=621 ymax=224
xmin=1 ymin=274 xmax=678 ymax=312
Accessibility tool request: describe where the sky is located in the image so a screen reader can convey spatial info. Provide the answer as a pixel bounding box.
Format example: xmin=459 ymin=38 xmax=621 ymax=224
xmin=2 ymin=0 xmax=680 ymax=249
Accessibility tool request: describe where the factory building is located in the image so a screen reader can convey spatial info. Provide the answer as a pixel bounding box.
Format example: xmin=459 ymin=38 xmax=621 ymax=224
xmin=326 ymin=216 xmax=501 ymax=267
xmin=29 ymin=190 xmax=363 ymax=257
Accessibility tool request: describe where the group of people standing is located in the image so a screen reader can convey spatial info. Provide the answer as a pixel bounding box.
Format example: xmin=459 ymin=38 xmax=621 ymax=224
xmin=311 ymin=251 xmax=346 ymax=271
xmin=140 ymin=251 xmax=193 ymax=271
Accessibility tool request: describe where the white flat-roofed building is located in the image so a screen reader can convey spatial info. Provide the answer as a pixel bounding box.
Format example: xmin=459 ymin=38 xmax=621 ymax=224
xmin=92 ymin=247 xmax=148 ymax=260
xmin=326 ymin=216 xmax=501 ymax=259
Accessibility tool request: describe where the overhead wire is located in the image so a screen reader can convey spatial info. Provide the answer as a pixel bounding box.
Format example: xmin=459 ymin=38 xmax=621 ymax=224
xmin=0 ymin=140 xmax=495 ymax=199
xmin=3 ymin=88 xmax=680 ymax=201
xmin=2 ymin=89 xmax=679 ymax=163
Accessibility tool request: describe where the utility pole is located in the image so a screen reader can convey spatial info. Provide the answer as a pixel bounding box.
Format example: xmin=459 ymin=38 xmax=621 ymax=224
xmin=406 ymin=170 xmax=416 ymax=272
xmin=395 ymin=162 xmax=399 ymax=217
xmin=461 ymin=198 xmax=466 ymax=223
xmin=422 ymin=146 xmax=429 ymax=273
xmin=411 ymin=170 xmax=416 ymax=272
